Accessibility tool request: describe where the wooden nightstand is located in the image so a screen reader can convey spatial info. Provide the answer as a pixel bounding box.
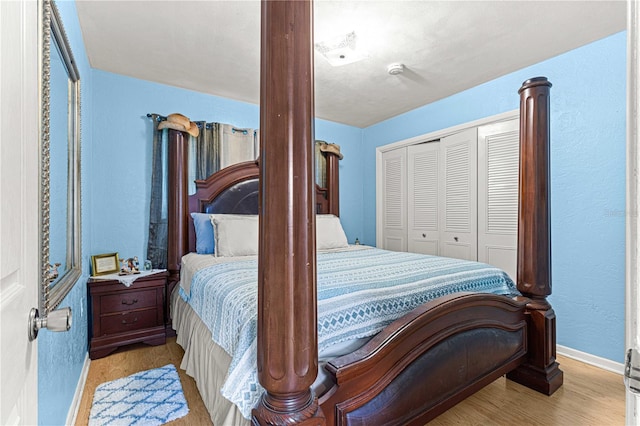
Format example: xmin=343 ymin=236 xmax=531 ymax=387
xmin=88 ymin=272 xmax=167 ymax=359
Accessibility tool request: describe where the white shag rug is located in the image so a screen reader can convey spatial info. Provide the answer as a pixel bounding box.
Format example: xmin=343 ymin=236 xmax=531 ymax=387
xmin=88 ymin=364 xmax=189 ymax=426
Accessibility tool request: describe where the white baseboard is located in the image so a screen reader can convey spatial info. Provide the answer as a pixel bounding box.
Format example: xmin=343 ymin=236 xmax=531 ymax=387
xmin=67 ymin=353 xmax=90 ymax=426
xmin=557 ymin=344 xmax=624 ymax=375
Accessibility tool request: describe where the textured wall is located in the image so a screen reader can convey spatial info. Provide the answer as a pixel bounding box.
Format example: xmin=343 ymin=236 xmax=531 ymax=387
xmin=90 ymin=70 xmax=262 ymax=264
xmin=315 ymin=119 xmax=364 ymax=242
xmin=38 ymin=0 xmax=93 ymax=424
xmin=90 ymin=70 xmax=364 ymax=260
xmin=361 ymin=32 xmax=627 ymax=362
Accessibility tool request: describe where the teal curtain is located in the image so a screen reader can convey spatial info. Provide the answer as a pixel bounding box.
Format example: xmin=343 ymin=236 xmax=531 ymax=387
xmin=146 ymin=116 xmax=258 ymax=267
xmin=147 ymin=114 xmax=169 ymax=269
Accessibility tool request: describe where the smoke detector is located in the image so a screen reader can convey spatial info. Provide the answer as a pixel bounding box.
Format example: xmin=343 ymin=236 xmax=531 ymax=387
xmin=387 ymin=63 xmax=405 ymax=75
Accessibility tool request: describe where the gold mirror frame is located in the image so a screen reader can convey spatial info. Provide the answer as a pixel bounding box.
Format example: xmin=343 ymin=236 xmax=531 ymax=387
xmin=41 ymin=0 xmax=81 ymax=313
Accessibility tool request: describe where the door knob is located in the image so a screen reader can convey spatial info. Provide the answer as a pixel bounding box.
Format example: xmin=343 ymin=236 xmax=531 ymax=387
xmin=28 ymin=307 xmax=72 ymax=341
xmin=454 ymin=236 xmax=459 ymax=242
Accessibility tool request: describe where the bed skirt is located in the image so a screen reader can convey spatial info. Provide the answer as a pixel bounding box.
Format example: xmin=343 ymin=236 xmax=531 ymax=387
xmin=172 ymin=288 xmax=250 ymax=426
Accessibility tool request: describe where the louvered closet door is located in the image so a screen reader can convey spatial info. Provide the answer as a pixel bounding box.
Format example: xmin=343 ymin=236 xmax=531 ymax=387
xmin=408 ymin=142 xmax=440 ymax=255
xmin=478 ymin=119 xmax=519 ymax=279
xmin=381 ymin=148 xmax=408 ymax=251
xmin=440 ymin=128 xmax=478 ymax=261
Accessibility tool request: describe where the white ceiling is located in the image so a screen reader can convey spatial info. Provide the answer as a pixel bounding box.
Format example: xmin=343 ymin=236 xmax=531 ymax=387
xmin=75 ymin=1 xmax=626 ymax=128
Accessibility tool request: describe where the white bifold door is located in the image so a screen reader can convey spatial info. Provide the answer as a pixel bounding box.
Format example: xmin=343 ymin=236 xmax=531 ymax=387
xmin=407 ymin=128 xmax=478 ymax=261
xmin=477 ymin=119 xmax=520 ymax=280
xmin=380 ymin=118 xmax=519 ymax=280
xmin=407 ymin=142 xmax=440 ymax=255
xmin=380 ymin=147 xmax=408 ymax=252
xmin=439 ymin=128 xmax=478 ymax=261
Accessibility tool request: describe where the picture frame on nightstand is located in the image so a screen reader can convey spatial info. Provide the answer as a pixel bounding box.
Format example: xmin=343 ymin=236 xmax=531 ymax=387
xmin=91 ymin=252 xmax=119 ymax=276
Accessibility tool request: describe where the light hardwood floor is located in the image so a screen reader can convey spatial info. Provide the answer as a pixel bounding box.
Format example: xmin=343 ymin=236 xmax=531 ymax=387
xmin=75 ymin=338 xmax=212 ymax=426
xmin=75 ymin=338 xmax=625 ymax=425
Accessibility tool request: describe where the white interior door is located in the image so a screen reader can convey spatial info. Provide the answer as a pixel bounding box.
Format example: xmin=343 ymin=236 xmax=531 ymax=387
xmin=381 ymin=148 xmax=407 ymax=251
xmin=627 ymin=0 xmax=640 ymax=423
xmin=440 ymin=128 xmax=478 ymax=261
xmin=477 ymin=119 xmax=519 ymax=280
xmin=0 ymin=0 xmax=40 ymax=424
xmin=408 ymin=142 xmax=440 ymax=255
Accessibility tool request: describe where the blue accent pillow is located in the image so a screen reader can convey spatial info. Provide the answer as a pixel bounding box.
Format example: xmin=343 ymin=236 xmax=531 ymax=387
xmin=191 ymin=213 xmax=215 ymax=254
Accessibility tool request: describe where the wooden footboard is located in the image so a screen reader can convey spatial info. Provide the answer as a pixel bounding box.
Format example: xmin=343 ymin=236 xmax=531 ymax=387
xmin=319 ymin=293 xmax=528 ymax=425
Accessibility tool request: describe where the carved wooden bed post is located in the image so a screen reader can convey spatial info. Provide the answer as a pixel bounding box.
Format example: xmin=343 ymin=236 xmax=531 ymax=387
xmin=314 ymin=144 xmax=341 ymax=215
xmin=325 ymin=150 xmax=340 ymax=216
xmin=252 ymin=0 xmax=324 ymax=424
xmin=507 ymin=77 xmax=563 ymax=394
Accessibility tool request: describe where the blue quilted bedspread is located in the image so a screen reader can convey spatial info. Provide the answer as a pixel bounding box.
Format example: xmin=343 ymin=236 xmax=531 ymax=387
xmin=180 ymin=246 xmax=518 ymax=418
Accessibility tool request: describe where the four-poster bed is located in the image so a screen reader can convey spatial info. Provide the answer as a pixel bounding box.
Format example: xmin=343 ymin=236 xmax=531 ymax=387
xmin=165 ymin=1 xmax=562 ymax=424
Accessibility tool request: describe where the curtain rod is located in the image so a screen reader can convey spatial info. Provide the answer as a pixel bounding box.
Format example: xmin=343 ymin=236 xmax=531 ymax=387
xmin=146 ymin=113 xmax=166 ymax=122
xmin=147 ymin=114 xmax=256 ymax=133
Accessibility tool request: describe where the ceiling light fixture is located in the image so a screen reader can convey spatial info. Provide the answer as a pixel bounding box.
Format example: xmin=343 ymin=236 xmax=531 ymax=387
xmin=387 ymin=63 xmax=405 ymax=75
xmin=315 ymin=31 xmax=368 ymax=67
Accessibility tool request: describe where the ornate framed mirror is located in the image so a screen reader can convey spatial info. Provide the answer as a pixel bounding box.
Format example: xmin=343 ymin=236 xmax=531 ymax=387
xmin=41 ymin=0 xmax=81 ymax=313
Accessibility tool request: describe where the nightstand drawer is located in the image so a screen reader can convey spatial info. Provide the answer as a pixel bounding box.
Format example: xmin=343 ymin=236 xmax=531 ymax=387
xmin=88 ymin=272 xmax=168 ymax=359
xmin=100 ymin=308 xmax=159 ymax=335
xmin=100 ymin=288 xmax=158 ymax=314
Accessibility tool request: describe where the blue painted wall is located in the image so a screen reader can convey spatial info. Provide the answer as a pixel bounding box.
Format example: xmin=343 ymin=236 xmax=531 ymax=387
xmin=361 ymin=32 xmax=627 ymax=363
xmin=90 ymin=70 xmax=364 ymax=260
xmin=315 ymin=120 xmax=364 ymax=242
xmin=90 ymin=70 xmax=260 ymax=263
xmin=38 ymin=0 xmax=93 ymax=424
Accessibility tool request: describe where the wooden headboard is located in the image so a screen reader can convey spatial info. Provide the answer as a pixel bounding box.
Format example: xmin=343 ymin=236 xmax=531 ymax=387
xmin=187 ymin=160 xmax=259 ymax=254
xmin=186 ymin=158 xmax=339 ymax=254
xmin=164 ymin=130 xmax=342 ymax=329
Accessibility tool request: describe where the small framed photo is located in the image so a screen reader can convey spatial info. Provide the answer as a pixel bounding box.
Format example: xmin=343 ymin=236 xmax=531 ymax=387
xmin=91 ymin=252 xmax=119 ymax=276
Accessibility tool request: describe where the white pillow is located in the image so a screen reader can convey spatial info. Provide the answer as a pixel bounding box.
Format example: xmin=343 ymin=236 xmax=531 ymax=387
xmin=316 ymin=214 xmax=349 ymax=250
xmin=210 ymin=214 xmax=348 ymax=255
xmin=210 ymin=214 xmax=259 ymax=257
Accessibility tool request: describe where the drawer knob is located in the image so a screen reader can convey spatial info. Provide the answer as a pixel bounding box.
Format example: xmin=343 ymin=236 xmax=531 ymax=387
xmin=122 ymin=317 xmax=138 ymax=325
xmin=121 ymin=299 xmax=138 ymax=306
